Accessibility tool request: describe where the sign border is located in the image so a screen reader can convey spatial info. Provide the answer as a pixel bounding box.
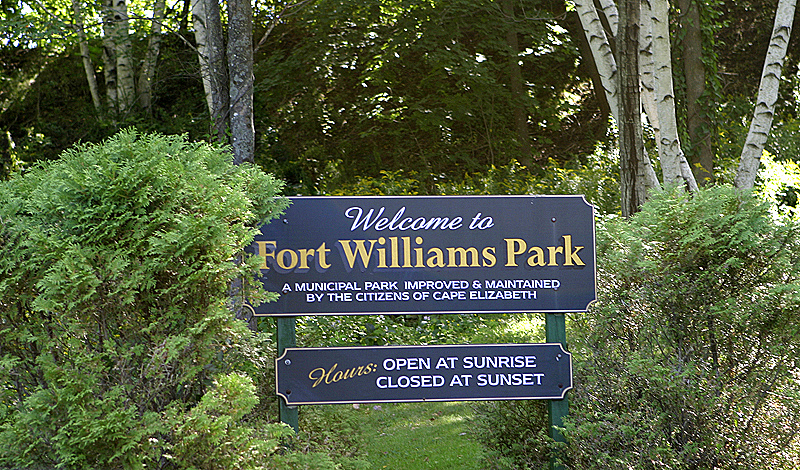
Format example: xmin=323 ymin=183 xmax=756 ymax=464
xmin=275 ymin=343 xmax=573 ymax=405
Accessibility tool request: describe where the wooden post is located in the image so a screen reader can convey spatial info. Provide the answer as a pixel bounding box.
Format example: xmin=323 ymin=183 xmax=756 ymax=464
xmin=546 ymin=313 xmax=568 ymax=470
xmin=277 ymin=316 xmax=299 ymax=432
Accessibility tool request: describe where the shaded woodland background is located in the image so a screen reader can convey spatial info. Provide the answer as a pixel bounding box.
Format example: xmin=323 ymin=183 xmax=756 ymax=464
xmin=4 ymin=0 xmax=800 ymax=202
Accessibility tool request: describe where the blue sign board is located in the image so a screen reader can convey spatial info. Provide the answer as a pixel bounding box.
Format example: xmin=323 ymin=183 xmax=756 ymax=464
xmin=252 ymin=195 xmax=595 ymax=316
xmin=276 ymin=343 xmax=572 ymax=405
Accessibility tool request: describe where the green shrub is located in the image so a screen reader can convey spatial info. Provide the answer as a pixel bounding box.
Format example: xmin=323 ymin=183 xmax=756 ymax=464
xmin=0 ymin=129 xmax=290 ymax=469
xmin=320 ymin=151 xmax=621 ymax=215
xmin=565 ymin=186 xmax=800 ymax=469
xmin=470 ymin=400 xmax=551 ymax=470
xmin=471 ymin=186 xmax=800 ymax=470
xmin=167 ymin=372 xmax=294 ymax=470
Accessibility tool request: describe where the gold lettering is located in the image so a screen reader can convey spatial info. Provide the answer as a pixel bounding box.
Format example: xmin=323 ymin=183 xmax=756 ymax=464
xmin=276 ymin=249 xmax=299 ymax=270
xmin=338 ymin=239 xmax=379 ymax=269
xmin=427 ymin=247 xmax=446 ymax=268
xmin=256 ymin=241 xmax=276 ymax=269
xmin=527 ymin=247 xmax=546 ymax=267
xmin=402 ymin=236 xmax=413 ymax=267
xmin=308 ymin=365 xmax=331 ymax=388
xmin=547 ymin=245 xmax=564 ymax=266
xmin=389 ymin=237 xmax=401 ymax=268
xmin=376 ymin=237 xmax=388 ymax=268
xmin=447 ymin=247 xmax=480 ymax=267
xmin=505 ymin=238 xmax=526 ymax=267
xmin=307 ymin=362 xmax=377 ymax=388
xmin=482 ymin=246 xmax=496 ymax=267
xmin=297 ymin=248 xmax=316 ymax=270
xmin=316 ymin=242 xmax=332 ymax=269
xmin=414 ymin=237 xmax=425 ymax=267
xmin=563 ymin=235 xmax=585 ymax=266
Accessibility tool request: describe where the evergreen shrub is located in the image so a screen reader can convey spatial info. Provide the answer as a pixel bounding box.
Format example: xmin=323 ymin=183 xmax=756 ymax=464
xmin=0 ymin=129 xmax=295 ymax=468
xmin=473 ymin=186 xmax=800 ymax=469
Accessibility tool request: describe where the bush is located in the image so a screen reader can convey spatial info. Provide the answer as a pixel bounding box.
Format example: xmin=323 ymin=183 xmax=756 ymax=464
xmin=0 ymin=129 xmax=290 ymax=468
xmin=470 ymin=400 xmax=551 ymax=470
xmin=471 ymin=186 xmax=800 ymax=470
xmin=565 ymin=186 xmax=800 ymax=469
xmin=167 ymin=372 xmax=295 ymax=470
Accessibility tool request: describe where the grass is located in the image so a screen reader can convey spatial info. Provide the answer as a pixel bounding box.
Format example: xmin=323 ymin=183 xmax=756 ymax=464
xmin=354 ymin=401 xmax=483 ymax=470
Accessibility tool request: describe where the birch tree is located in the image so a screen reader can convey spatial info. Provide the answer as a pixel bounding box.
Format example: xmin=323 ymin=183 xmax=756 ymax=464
xmin=650 ymin=0 xmax=698 ymax=191
xmin=137 ymin=0 xmax=166 ymax=113
xmin=102 ymin=0 xmax=135 ymax=116
xmin=191 ymin=0 xmax=229 ymax=142
xmin=190 ymin=0 xmax=312 ymax=163
xmin=67 ymin=0 xmax=167 ymax=119
xmin=575 ymin=0 xmax=793 ymax=210
xmin=735 ymin=0 xmax=797 ymax=190
xmin=575 ymin=0 xmax=660 ymax=215
xmin=71 ymin=0 xmax=102 ymax=115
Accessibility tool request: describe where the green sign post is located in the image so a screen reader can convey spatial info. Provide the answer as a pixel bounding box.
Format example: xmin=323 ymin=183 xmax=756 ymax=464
xmin=546 ymin=313 xmax=568 ymax=470
xmin=276 ymin=316 xmax=298 ymax=433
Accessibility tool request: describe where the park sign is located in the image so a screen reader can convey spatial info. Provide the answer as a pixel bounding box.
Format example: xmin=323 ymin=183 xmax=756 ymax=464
xmin=252 ymin=195 xmax=596 ymax=316
xmin=276 ymin=343 xmax=572 ymax=405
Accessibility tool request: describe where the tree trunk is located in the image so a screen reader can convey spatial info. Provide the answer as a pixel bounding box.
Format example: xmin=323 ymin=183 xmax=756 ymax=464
xmin=112 ymin=0 xmax=135 ymax=115
xmin=678 ymin=0 xmax=714 ymax=186
xmin=574 ymin=0 xmax=620 ymax=123
xmin=639 ymin=0 xmax=659 ymax=146
xmin=618 ymin=0 xmax=654 ymax=216
xmin=192 ymin=0 xmax=229 ymax=142
xmin=652 ymin=0 xmax=698 ymax=191
xmin=566 ymin=10 xmax=612 ymax=123
xmin=502 ymin=0 xmax=533 ymax=167
xmin=577 ymin=0 xmax=660 ymax=213
xmin=137 ymin=0 xmax=166 ymax=113
xmin=597 ymin=0 xmax=619 ymax=36
xmin=71 ymin=0 xmax=102 ymax=115
xmin=227 ymin=0 xmax=255 ymax=164
xmin=101 ymin=0 xmax=118 ymax=116
xmin=736 ymin=0 xmax=796 ymax=190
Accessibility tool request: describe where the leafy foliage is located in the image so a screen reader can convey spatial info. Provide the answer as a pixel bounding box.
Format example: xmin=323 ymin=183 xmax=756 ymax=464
xmin=321 ymin=149 xmax=620 ymax=214
xmin=470 ymin=400 xmax=551 ymax=470
xmin=565 ymin=186 xmax=800 ymax=469
xmin=167 ymin=372 xmax=295 ymax=470
xmin=0 ymin=129 xmax=292 ymax=468
xmin=470 ymin=186 xmax=800 ymax=470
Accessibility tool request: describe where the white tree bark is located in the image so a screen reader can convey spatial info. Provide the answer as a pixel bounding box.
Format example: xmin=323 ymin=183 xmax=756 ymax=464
xmin=101 ymin=0 xmax=135 ymax=115
xmin=71 ymin=0 xmax=102 ymax=115
xmin=639 ymin=0 xmax=659 ymax=143
xmin=735 ymin=0 xmax=797 ymax=190
xmin=191 ymin=0 xmax=213 ymax=116
xmin=576 ymin=0 xmax=661 ymax=206
xmin=112 ymin=0 xmax=135 ymax=114
xmin=651 ymin=0 xmax=698 ymax=191
xmin=101 ymin=1 xmax=118 ymax=113
xmin=137 ymin=0 xmax=166 ymax=112
xmin=574 ymin=0 xmax=620 ymax=123
xmin=597 ymin=0 xmax=620 ymax=37
xmin=191 ymin=0 xmax=229 ymax=142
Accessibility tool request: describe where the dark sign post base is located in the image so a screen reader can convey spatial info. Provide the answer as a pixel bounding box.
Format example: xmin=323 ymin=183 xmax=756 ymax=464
xmin=546 ymin=313 xmax=568 ymax=470
xmin=277 ymin=316 xmax=299 ymax=433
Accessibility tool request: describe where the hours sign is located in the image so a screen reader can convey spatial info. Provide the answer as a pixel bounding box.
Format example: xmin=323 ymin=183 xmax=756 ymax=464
xmin=276 ymin=343 xmax=573 ymax=405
